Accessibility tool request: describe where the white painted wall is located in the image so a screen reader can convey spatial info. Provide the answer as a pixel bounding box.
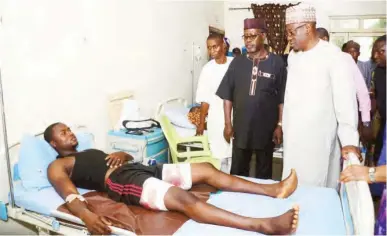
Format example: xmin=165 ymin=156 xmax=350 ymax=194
xmin=224 ymin=0 xmax=386 ymax=50
xmin=0 ymin=0 xmax=224 ymax=203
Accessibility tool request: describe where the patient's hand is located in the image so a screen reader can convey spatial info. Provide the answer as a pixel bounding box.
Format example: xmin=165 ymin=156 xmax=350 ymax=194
xmin=80 ymin=210 xmax=112 ymax=235
xmin=105 ymin=152 xmax=132 ymax=168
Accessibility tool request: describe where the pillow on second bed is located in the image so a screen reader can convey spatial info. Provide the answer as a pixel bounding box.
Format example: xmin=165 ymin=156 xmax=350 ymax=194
xmin=164 ymin=106 xmax=196 ymax=129
xmin=17 ymin=132 xmax=94 ymax=190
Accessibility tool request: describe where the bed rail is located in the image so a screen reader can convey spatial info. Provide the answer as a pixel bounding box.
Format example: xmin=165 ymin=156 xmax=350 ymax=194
xmin=0 ymin=70 xmax=14 ymax=208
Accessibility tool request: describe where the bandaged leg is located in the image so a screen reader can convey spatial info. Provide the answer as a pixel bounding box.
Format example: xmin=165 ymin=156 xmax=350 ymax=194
xmin=139 ymin=177 xmax=173 ymax=211
xmin=162 ymin=163 xmax=192 ymax=190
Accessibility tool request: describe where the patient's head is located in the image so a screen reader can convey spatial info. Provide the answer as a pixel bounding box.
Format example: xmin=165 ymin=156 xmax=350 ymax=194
xmin=44 ymin=122 xmax=78 ymax=151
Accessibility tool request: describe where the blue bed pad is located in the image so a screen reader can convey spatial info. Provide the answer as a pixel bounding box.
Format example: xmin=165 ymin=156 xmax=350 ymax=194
xmin=175 ymin=178 xmax=346 ymax=235
xmin=13 ymin=177 xmax=346 ymax=235
xmin=13 ymin=181 xmax=91 ymax=216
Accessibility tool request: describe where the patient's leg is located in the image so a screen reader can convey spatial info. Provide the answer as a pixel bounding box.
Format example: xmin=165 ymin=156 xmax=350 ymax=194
xmin=164 ymin=186 xmax=299 ymax=234
xmin=191 ymin=163 xmax=297 ymax=198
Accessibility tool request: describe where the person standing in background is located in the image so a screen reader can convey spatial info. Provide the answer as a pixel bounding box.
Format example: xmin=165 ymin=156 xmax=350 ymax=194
xmin=315 ymin=27 xmax=329 ymax=42
xmin=195 ymin=34 xmax=233 ymax=173
xmin=370 ymin=35 xmax=386 ymax=163
xmin=341 ymin=40 xmax=373 ymax=142
xmin=282 ymin=4 xmax=360 ymax=188
xmin=216 ymin=18 xmax=287 ymax=179
xmin=232 ymin=47 xmax=242 ymax=57
xmin=344 ymin=40 xmax=373 ymax=90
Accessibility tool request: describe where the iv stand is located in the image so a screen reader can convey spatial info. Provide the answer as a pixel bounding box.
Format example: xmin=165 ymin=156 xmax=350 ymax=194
xmin=191 ymin=42 xmax=195 ymax=105
xmin=0 ymin=69 xmax=15 ymax=207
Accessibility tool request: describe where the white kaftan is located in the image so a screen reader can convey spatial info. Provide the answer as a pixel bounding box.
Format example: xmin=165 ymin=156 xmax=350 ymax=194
xmin=196 ymin=57 xmax=233 ymax=161
xmin=282 ymin=40 xmax=359 ymax=188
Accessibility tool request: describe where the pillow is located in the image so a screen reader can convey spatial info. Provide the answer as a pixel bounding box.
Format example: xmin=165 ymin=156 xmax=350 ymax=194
xmin=164 ymin=106 xmax=196 ymax=129
xmin=18 ymin=135 xmax=57 ymax=190
xmin=17 ymin=132 xmax=94 ymax=190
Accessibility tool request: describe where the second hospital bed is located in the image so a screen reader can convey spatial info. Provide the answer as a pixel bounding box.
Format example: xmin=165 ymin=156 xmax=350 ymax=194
xmin=3 ymin=126 xmax=375 ymax=235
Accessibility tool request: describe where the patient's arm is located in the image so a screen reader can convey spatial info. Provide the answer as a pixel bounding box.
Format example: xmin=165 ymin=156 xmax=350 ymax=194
xmin=47 ymin=158 xmax=112 ymax=234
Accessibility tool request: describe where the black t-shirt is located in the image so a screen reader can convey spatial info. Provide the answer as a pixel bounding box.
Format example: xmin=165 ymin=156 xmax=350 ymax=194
xmin=374 ymin=66 xmax=386 ymax=121
xmin=216 ymin=53 xmax=287 ymax=149
xmin=69 ymin=149 xmax=110 ymax=192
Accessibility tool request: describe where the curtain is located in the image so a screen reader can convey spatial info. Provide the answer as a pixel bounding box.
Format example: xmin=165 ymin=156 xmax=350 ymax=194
xmin=251 ymin=3 xmax=298 ymax=55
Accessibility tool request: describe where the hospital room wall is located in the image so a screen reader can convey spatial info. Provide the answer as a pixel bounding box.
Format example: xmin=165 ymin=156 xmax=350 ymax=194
xmin=224 ymin=0 xmax=387 ymax=50
xmin=0 ymin=0 xmax=224 ymax=203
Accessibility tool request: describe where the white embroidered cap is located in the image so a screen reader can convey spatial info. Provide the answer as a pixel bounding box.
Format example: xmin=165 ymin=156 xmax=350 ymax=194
xmin=286 ymin=3 xmax=316 ymax=25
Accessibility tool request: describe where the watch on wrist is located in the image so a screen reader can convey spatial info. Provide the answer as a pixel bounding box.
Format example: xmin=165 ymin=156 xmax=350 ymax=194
xmin=363 ymin=121 xmax=371 ymax=128
xmin=369 ymin=167 xmax=376 ymax=183
xmin=277 ymin=122 xmax=282 ymax=127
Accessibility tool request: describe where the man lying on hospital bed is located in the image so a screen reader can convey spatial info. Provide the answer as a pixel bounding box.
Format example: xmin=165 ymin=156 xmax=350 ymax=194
xmin=44 ymin=122 xmax=299 ymax=235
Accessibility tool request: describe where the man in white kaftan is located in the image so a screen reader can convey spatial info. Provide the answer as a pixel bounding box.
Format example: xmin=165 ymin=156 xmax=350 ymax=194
xmin=196 ymin=34 xmax=233 ymax=173
xmin=282 ymin=4 xmax=360 ymax=188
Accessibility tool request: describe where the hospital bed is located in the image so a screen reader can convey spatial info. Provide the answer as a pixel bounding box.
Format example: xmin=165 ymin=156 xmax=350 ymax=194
xmin=4 ymin=126 xmax=136 ymax=235
xmin=2 ymin=128 xmax=375 ymax=235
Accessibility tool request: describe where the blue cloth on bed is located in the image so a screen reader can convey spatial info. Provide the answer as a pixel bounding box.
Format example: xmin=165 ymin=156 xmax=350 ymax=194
xmin=175 ymin=178 xmax=346 ymax=235
xmin=13 ymin=176 xmax=345 ymax=234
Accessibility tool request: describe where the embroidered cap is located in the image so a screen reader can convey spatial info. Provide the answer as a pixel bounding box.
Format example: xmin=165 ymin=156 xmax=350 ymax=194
xmin=286 ymin=3 xmax=316 ymax=25
xmin=244 ymin=18 xmax=268 ymax=32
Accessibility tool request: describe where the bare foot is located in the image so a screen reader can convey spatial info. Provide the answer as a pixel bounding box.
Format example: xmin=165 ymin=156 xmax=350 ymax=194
xmin=275 ymin=168 xmax=298 ymax=198
xmin=257 ymin=205 xmax=300 ymax=235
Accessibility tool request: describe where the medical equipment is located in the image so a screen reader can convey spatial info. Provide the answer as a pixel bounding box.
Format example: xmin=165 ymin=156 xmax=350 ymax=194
xmin=108 ymin=90 xmax=135 ymax=130
xmin=106 ymin=127 xmax=169 ymax=165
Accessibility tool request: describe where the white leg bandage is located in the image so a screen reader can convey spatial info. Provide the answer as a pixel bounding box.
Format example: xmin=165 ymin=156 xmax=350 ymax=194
xmin=162 ymin=163 xmax=192 ymax=190
xmin=139 ymin=177 xmax=173 ymax=211
xmin=139 ymin=164 xmax=193 ymax=211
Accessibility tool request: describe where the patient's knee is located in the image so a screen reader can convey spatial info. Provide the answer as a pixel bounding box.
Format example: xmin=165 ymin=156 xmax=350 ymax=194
xmin=178 ymin=190 xmax=199 ymax=206
xmin=165 ymin=187 xmax=200 ymax=211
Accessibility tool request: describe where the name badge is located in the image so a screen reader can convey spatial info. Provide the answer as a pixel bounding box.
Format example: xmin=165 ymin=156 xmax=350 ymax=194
xmin=258 ymin=71 xmax=275 ymax=80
